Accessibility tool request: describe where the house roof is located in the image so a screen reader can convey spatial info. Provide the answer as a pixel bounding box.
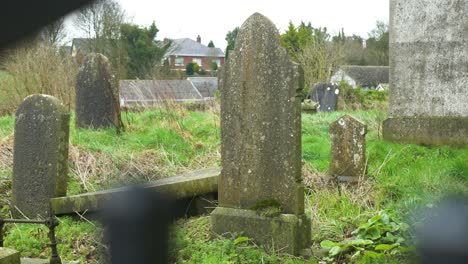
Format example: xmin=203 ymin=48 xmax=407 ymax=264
xmin=336 ymin=65 xmax=389 ymax=87
xmin=164 ymin=38 xmax=224 ymax=58
xmin=120 ymin=80 xmax=204 ymax=106
xmin=187 ymin=77 xmax=217 ymax=97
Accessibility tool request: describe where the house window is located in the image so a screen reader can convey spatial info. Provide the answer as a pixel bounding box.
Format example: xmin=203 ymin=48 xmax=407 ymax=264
xmin=192 ymin=58 xmax=202 ymax=67
xmin=175 ymin=57 xmax=184 ymax=66
xmin=215 ymin=59 xmax=221 ymax=67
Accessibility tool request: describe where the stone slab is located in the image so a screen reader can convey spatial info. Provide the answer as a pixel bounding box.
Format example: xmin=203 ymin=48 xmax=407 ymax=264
xmin=383 ymin=117 xmax=468 ymax=147
xmin=211 ymin=207 xmax=311 ymax=255
xmin=0 ymin=248 xmax=20 ymax=264
xmin=50 ymin=167 xmax=219 ymax=215
xmin=20 ymin=258 xmax=77 ymax=264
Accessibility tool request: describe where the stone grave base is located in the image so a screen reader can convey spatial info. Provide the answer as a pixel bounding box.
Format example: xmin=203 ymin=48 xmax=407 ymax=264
xmin=383 ymin=117 xmax=468 ymax=147
xmin=0 ymin=247 xmax=20 ymax=264
xmin=211 ymin=207 xmax=311 ymax=255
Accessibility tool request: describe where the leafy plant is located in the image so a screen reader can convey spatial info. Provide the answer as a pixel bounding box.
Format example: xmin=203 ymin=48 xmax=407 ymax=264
xmin=320 ymin=211 xmax=413 ymax=262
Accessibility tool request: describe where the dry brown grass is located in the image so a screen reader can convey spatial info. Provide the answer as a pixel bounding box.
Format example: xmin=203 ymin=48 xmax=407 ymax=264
xmin=0 ymin=134 xmax=13 ymax=170
xmin=0 ymin=41 xmax=78 ymax=112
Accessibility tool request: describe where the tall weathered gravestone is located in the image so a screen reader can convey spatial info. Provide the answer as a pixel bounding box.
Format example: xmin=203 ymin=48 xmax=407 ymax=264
xmin=76 ymin=53 xmax=123 ymax=130
xmin=383 ymin=0 xmax=468 ymax=146
xmin=11 ymin=95 xmax=69 ymax=218
xmin=330 ymin=115 xmax=367 ymax=182
xmin=211 ymin=13 xmax=310 ymax=255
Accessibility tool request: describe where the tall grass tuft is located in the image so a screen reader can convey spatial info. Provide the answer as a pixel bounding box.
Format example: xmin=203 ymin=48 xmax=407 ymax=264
xmin=0 ymin=42 xmax=78 ymax=112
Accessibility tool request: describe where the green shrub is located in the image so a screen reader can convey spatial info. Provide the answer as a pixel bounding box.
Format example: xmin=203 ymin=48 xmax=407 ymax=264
xmin=186 ymin=62 xmax=200 ymax=75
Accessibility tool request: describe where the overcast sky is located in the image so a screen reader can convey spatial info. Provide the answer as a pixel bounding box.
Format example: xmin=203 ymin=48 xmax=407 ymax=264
xmin=67 ymin=0 xmax=389 ymax=49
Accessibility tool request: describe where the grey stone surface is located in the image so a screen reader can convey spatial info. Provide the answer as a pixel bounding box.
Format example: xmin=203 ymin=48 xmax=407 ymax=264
xmin=330 ymin=115 xmax=367 ymax=181
xmin=384 ymin=0 xmax=468 ymax=146
xmin=309 ymin=83 xmax=339 ymax=112
xmin=212 ymin=13 xmax=310 ymax=254
xmin=383 ymin=117 xmax=468 ymax=147
xmin=11 ymin=95 xmax=69 ymax=219
xmin=217 ymin=13 xmax=304 ymax=214
xmin=211 ymin=207 xmax=311 ymax=255
xmin=51 ymin=167 xmax=219 ymax=214
xmin=0 ymin=247 xmax=20 ymax=264
xmin=76 ymin=53 xmax=122 ymax=129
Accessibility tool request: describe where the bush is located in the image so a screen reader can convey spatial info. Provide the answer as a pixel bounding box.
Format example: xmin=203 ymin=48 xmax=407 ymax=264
xmin=210 ymin=61 xmax=218 ymax=71
xmin=185 ymin=62 xmax=199 ymax=76
xmin=0 ymin=42 xmax=78 ymax=112
xmin=337 ymin=81 xmax=388 ymax=111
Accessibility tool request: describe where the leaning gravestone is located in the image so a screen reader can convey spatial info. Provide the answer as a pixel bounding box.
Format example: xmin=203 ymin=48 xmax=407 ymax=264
xmin=330 ymin=115 xmax=367 ymax=182
xmin=309 ymin=83 xmax=339 ymax=112
xmin=76 ymin=53 xmax=123 ymax=130
xmin=11 ymin=95 xmax=69 ymax=218
xmin=211 ymin=13 xmax=310 ymax=255
xmin=383 ymin=0 xmax=468 ymax=146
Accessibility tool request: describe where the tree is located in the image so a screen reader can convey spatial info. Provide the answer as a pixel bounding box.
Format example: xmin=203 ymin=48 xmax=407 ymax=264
xmin=281 ymin=21 xmax=327 ymax=61
xmin=280 ymin=21 xmax=343 ymax=95
xmin=74 ymin=0 xmax=125 ymax=40
xmin=74 ymin=0 xmax=127 ymax=78
xmin=208 ymin=40 xmax=215 ymax=48
xmin=40 ymin=18 xmax=66 ymax=46
xmin=296 ymin=40 xmax=343 ymax=95
xmin=281 ymin=21 xmax=299 ymax=58
xmin=120 ymin=21 xmax=166 ymax=78
xmin=364 ymin=21 xmax=389 ymax=65
xmin=186 ymin=62 xmax=199 ymax=76
xmin=225 ymin=27 xmax=239 ymax=59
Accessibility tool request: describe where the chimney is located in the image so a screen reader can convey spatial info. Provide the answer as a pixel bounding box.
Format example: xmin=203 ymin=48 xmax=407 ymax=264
xmin=196 ymin=35 xmax=201 ymax=43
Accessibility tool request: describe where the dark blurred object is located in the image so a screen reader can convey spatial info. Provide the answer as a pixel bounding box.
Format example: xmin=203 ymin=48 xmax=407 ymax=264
xmin=103 ymin=187 xmax=183 ymax=264
xmin=416 ymin=196 xmax=468 ymax=264
xmin=0 ymin=0 xmax=94 ymax=51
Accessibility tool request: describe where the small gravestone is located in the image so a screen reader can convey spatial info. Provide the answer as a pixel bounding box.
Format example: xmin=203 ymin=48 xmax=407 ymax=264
xmin=309 ymin=83 xmax=339 ymax=112
xmin=11 ymin=95 xmax=69 ymax=218
xmin=330 ymin=115 xmax=367 ymax=182
xmin=211 ymin=13 xmax=310 ymax=255
xmin=76 ymin=53 xmax=123 ymax=130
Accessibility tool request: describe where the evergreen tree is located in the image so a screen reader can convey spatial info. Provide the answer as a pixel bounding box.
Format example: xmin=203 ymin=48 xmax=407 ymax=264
xmin=225 ymin=27 xmax=239 ymax=59
xmin=208 ymin=40 xmax=215 ymax=47
xmin=120 ymin=21 xmax=166 ymax=78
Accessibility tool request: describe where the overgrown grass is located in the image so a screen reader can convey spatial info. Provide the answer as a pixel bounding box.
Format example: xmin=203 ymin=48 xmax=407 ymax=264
xmin=0 ymin=107 xmax=466 ymax=263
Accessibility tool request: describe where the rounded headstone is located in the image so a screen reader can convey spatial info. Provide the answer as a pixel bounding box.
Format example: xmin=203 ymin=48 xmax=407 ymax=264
xmin=219 ymin=12 xmax=304 ymax=214
xmin=76 ymin=53 xmax=122 ymax=129
xmin=11 ymin=94 xmax=70 ymax=218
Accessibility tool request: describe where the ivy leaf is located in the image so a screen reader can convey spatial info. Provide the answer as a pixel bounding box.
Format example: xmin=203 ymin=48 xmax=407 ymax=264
xmin=329 ymin=246 xmax=342 ymax=256
xmin=350 ymin=239 xmax=374 ymax=246
xmin=364 ymin=251 xmax=384 ymax=259
xmin=233 ymin=236 xmax=249 ymax=245
xmin=365 ymin=227 xmax=381 ymax=240
xmin=320 ymin=240 xmax=340 ymax=249
xmin=351 ymin=251 xmax=361 ymax=259
xmin=375 ymin=243 xmax=399 ymax=251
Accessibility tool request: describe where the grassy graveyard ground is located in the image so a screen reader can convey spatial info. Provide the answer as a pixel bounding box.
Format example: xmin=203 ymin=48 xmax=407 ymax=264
xmin=0 ymin=103 xmax=467 ymax=263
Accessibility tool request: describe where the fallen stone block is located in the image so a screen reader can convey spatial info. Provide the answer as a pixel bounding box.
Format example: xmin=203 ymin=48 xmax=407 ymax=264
xmin=50 ymin=167 xmax=219 ymax=215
